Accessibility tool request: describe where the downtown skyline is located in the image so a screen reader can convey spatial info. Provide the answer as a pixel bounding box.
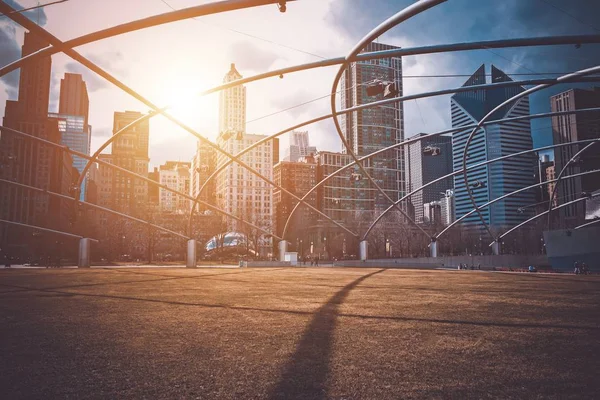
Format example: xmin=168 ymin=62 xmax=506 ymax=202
xmin=1 ymin=0 xmax=600 ymax=169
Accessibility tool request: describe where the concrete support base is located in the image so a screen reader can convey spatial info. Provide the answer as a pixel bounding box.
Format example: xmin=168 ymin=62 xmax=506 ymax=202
xmin=78 ymin=238 xmax=91 ymax=268
xmin=429 ymin=239 xmax=438 ymax=258
xmin=491 ymin=240 xmax=501 ymax=256
xmin=186 ymin=239 xmax=197 ymax=268
xmin=359 ymin=240 xmax=368 ymax=261
xmin=278 ymin=240 xmax=288 ymax=262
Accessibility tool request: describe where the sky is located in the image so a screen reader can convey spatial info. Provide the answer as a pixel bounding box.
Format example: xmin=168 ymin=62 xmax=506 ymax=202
xmin=1 ymin=0 xmax=599 ymax=167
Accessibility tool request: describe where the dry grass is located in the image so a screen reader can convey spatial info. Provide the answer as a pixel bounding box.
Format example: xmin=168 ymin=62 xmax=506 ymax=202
xmin=0 ymin=267 xmax=599 ymax=399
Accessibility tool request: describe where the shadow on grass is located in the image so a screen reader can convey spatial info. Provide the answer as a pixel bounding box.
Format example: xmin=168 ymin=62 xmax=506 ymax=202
xmin=269 ymin=269 xmax=385 ymax=400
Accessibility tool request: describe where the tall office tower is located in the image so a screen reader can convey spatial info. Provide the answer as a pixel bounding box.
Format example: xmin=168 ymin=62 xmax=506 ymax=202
xmin=405 ymin=133 xmax=453 ymax=224
xmin=190 ymin=140 xmax=217 ymax=212
xmin=273 ymin=155 xmax=318 ymax=239
xmin=551 ymin=87 xmax=600 ymax=226
xmin=219 ymin=63 xmax=246 ymax=135
xmin=48 ymin=113 xmax=90 ymax=200
xmin=340 ymin=41 xmax=404 ymax=213
xmin=110 ymin=111 xmax=149 ymax=214
xmin=216 ymin=64 xmax=278 ymax=256
xmin=59 ymin=73 xmax=90 ymax=129
xmin=451 ymin=64 xmax=536 ymax=230
xmin=158 ymin=161 xmax=191 ymax=214
xmin=55 ymin=73 xmax=92 ymax=200
xmin=0 ymin=32 xmax=76 ymax=257
xmin=283 ymin=130 xmax=317 ymax=162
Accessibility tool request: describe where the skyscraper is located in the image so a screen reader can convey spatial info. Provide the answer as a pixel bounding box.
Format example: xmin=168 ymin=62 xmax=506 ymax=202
xmin=109 ymin=111 xmax=149 ymax=214
xmin=219 ymin=63 xmax=246 ymax=135
xmin=283 ymin=130 xmax=317 ymax=162
xmin=216 ymin=64 xmax=277 ymax=256
xmin=551 ymin=87 xmax=600 ymax=226
xmin=48 ymin=113 xmax=90 ymax=200
xmin=340 ymin=41 xmax=404 ymax=213
xmin=451 ymin=64 xmax=536 ymax=230
xmin=59 ymin=73 xmax=90 ymax=130
xmin=405 ymin=133 xmax=453 ymax=224
xmin=0 ymin=32 xmax=76 ymax=258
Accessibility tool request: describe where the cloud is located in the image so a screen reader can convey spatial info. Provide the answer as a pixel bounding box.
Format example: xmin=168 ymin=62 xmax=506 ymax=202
xmin=0 ymin=24 xmax=21 ymax=97
xmin=63 ymin=50 xmax=128 ymax=92
xmin=227 ymin=40 xmax=282 ymax=72
xmin=2 ymin=0 xmax=48 ymax=26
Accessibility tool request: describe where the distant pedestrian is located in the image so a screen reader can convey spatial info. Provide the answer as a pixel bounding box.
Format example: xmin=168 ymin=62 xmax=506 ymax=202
xmin=315 ymin=256 xmax=319 ymax=267
xmin=574 ymin=261 xmax=580 ymax=275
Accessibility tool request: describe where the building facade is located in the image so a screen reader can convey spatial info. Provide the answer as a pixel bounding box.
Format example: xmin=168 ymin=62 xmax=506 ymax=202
xmin=158 ymin=161 xmax=191 ymax=214
xmin=215 ymin=64 xmax=277 ymax=256
xmin=551 ymin=87 xmax=600 ymax=226
xmin=48 ymin=113 xmax=90 ymax=200
xmin=0 ymin=32 xmax=77 ymax=260
xmin=190 ymin=140 xmax=217 ymax=213
xmin=451 ymin=64 xmax=536 ymax=230
xmin=273 ymin=156 xmax=318 ymax=239
xmin=109 ymin=111 xmax=150 ymax=214
xmin=340 ymin=41 xmax=404 ymax=214
xmin=405 ymin=133 xmax=453 ymax=224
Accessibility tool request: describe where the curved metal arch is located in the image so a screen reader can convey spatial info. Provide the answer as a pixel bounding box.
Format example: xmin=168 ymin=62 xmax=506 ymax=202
xmin=4 ymin=0 xmax=596 ymax=247
xmin=575 ymin=218 xmax=600 ymax=230
xmin=436 ymin=169 xmax=600 ymax=240
xmin=0 ymin=1 xmax=317 ymax=243
xmin=0 ymin=219 xmax=95 ymax=241
xmin=0 ymin=0 xmax=288 ymax=77
xmin=327 ymin=0 xmax=446 ymax=242
xmin=461 ymin=65 xmax=600 ymax=241
xmin=0 ymin=125 xmax=280 ymax=240
xmin=363 ymin=136 xmax=600 ymax=240
xmin=547 ymin=141 xmax=599 ymax=229
xmin=280 ymin=89 xmax=600 ymax=240
xmin=0 ymin=179 xmax=190 ymax=240
xmin=189 ymin=114 xmax=359 ymax=237
xmin=495 ymin=193 xmax=600 ymax=245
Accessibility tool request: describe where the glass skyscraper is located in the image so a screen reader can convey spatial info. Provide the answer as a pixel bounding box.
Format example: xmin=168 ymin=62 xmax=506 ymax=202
xmin=451 ymin=65 xmax=536 ymax=230
xmin=340 ymin=41 xmax=404 ymax=214
xmin=48 ymin=113 xmax=90 ymax=200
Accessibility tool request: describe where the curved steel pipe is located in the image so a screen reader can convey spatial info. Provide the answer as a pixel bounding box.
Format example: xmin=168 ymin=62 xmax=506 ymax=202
xmin=199 ymin=80 xmax=592 ymax=240
xmin=0 ymin=0 xmax=288 ymax=77
xmin=0 ymin=1 xmax=313 ymax=243
xmin=363 ymin=137 xmax=600 ymax=240
xmin=327 ymin=0 xmax=446 ymax=241
xmin=574 ymin=218 xmax=600 ymax=230
xmin=0 ymin=178 xmax=190 ymax=240
xmin=281 ymin=98 xmax=600 ymax=240
xmin=436 ymin=169 xmax=600 ymax=240
xmin=0 ymin=219 xmax=97 ymax=241
xmin=547 ymin=141 xmax=599 ymax=229
xmin=0 ymin=125 xmax=280 ymax=240
xmin=495 ymin=193 xmax=600 ymax=244
xmin=461 ymin=65 xmax=600 ymax=240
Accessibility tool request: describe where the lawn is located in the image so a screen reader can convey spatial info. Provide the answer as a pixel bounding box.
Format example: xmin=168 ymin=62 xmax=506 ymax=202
xmin=0 ymin=267 xmax=598 ymax=399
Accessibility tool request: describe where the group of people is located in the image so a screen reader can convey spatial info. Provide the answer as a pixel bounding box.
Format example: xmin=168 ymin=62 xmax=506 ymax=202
xmin=300 ymin=256 xmax=320 ymax=266
xmin=574 ymin=261 xmax=590 ymax=275
xmin=457 ymin=263 xmax=481 ymax=270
